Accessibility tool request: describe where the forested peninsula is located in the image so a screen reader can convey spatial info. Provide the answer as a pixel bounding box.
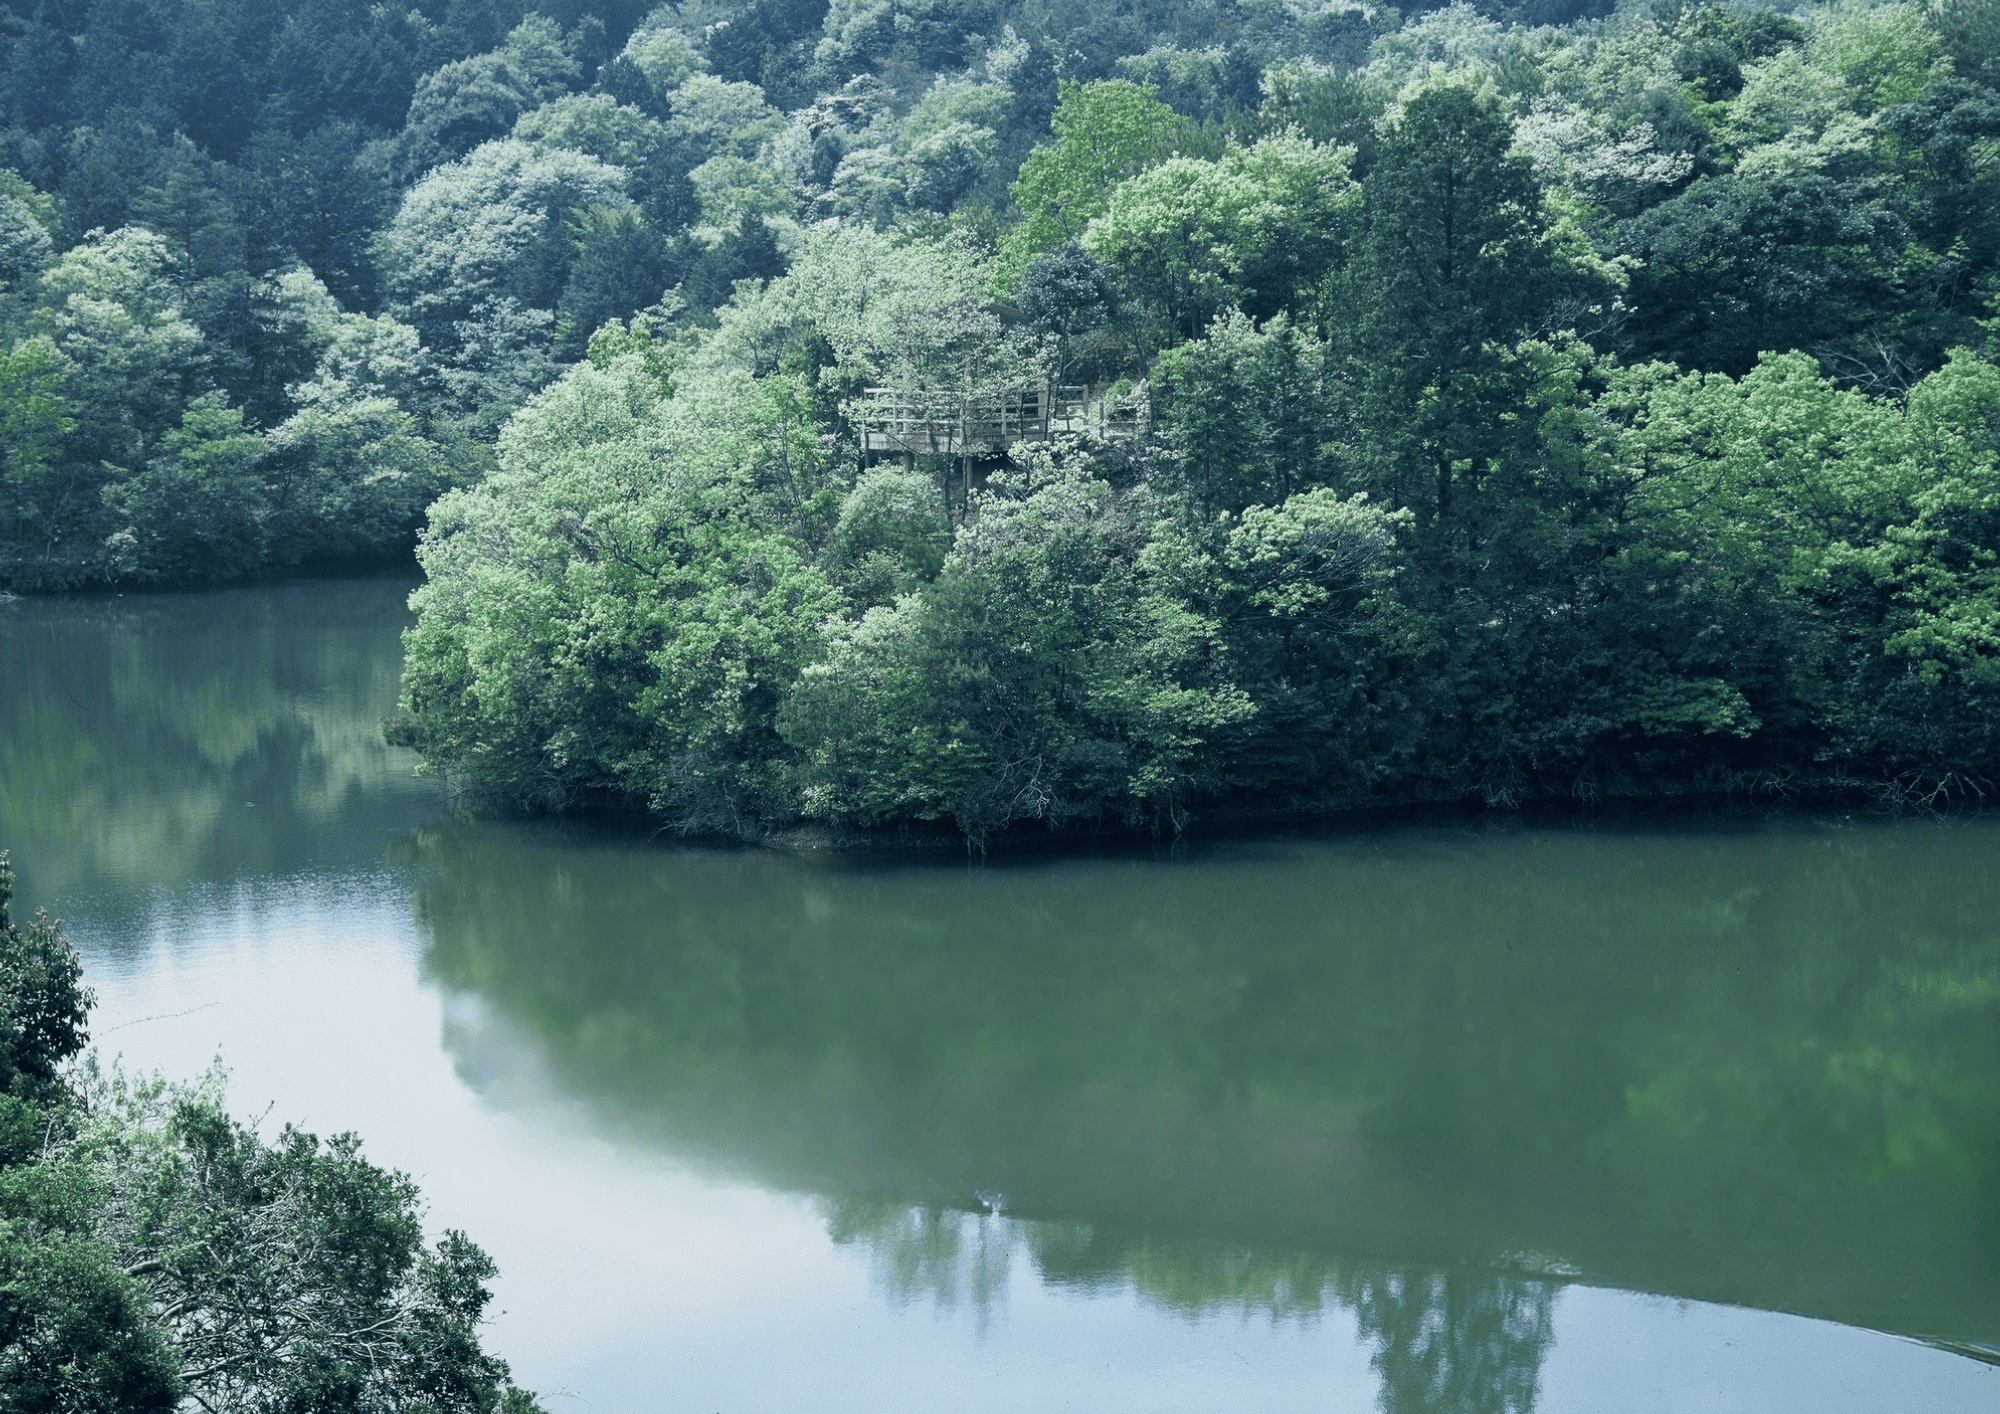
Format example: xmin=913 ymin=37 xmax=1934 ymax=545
xmin=3 ymin=0 xmax=1998 ymax=841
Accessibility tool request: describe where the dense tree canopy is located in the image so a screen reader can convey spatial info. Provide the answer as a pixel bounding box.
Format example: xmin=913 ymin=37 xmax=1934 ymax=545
xmin=1 ymin=0 xmax=1997 ymax=832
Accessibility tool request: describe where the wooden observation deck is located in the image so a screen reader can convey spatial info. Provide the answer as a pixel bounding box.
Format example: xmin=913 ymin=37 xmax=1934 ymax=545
xmin=853 ymin=385 xmax=1149 ymax=458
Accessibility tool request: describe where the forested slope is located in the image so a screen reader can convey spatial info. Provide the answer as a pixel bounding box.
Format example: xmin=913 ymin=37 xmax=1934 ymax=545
xmin=4 ymin=0 xmax=1998 ymax=833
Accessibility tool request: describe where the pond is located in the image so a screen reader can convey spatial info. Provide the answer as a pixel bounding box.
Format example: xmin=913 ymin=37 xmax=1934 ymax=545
xmin=3 ymin=576 xmax=1996 ymax=1413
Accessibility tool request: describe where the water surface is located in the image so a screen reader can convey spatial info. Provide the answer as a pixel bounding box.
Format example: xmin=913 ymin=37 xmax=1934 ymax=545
xmin=3 ymin=578 xmax=1996 ymax=1412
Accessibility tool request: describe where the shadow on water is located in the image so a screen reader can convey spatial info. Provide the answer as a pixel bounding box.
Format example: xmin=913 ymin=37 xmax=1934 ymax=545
xmin=403 ymin=818 xmax=2000 ymax=1365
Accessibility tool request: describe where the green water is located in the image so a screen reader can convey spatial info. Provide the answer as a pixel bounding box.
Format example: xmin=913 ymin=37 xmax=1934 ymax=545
xmin=3 ymin=578 xmax=1996 ymax=1411
xmin=408 ymin=819 xmax=2000 ymax=1346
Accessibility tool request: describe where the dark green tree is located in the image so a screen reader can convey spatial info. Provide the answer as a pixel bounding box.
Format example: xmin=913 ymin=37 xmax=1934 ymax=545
xmin=246 ymin=122 xmax=394 ymax=311
xmin=1335 ymin=80 xmax=1559 ymax=525
xmin=1621 ymin=173 xmax=1898 ymax=377
xmin=685 ymin=214 xmax=788 ymax=313
xmin=554 ymin=205 xmax=673 ymax=357
xmin=1155 ymin=311 xmax=1336 ymax=517
xmin=0 ymin=853 xmax=89 ymax=1102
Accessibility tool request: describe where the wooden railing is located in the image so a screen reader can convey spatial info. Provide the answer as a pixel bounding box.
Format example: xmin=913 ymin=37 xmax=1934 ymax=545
xmin=852 ymin=385 xmax=1148 ymax=455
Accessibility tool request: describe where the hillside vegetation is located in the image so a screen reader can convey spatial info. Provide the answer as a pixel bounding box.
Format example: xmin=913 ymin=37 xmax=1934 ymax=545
xmin=2 ymin=0 xmax=1997 ymax=833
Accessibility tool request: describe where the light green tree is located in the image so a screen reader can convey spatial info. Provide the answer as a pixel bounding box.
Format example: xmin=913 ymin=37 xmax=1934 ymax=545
xmin=996 ymin=81 xmax=1203 ymax=293
xmin=1084 ymin=134 xmax=1357 ymax=335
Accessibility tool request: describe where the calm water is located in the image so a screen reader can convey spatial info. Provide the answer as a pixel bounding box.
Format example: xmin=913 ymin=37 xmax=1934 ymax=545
xmin=3 ymin=577 xmax=1996 ymax=1413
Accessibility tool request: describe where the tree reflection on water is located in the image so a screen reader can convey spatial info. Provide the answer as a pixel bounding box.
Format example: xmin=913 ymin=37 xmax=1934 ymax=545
xmin=823 ymin=1201 xmax=1018 ymax=1325
xmin=404 ymin=816 xmax=2000 ymax=1354
xmin=0 ymin=578 xmax=433 ymax=916
xmin=822 ymin=1200 xmax=1559 ymax=1412
xmin=1343 ymin=1267 xmax=1553 ymax=1414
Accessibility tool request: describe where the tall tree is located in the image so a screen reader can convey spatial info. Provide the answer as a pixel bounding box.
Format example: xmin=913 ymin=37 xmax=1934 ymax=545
xmin=1337 ymin=80 xmax=1558 ymax=525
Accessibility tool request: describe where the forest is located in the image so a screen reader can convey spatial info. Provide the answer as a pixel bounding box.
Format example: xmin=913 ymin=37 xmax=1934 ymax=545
xmin=2 ymin=0 xmax=1998 ymax=838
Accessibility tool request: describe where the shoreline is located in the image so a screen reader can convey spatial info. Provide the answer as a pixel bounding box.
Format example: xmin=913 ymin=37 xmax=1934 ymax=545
xmin=434 ymin=778 xmax=1993 ymax=859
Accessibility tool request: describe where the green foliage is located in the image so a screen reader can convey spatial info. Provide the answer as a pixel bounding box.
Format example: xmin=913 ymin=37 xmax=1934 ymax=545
xmin=0 ymin=1150 xmax=185 ymax=1413
xmin=265 ymin=397 xmax=463 ymax=566
xmin=1114 ymin=45 xmax=1265 ymax=125
xmin=2 ymin=0 xmax=1999 ymax=825
xmin=1868 ymin=351 xmax=2000 ymax=682
xmin=0 ymin=852 xmax=546 ymax=1412
xmin=621 ymin=19 xmax=711 ymax=94
xmin=32 ymin=227 xmax=206 ymax=477
xmin=1935 ymin=0 xmax=2000 ymax=86
xmin=1621 ymin=171 xmax=1896 ymax=375
xmin=554 ymin=205 xmax=675 ymax=357
xmin=997 ymin=81 xmax=1203 ymax=292
xmin=102 ymin=395 xmax=269 ymax=583
xmin=586 ymin=315 xmax=679 ymax=392
xmin=1154 ymin=311 xmax=1338 ymax=515
xmin=0 ymin=341 xmax=73 ymax=563
xmin=396 ymin=165 xmax=2000 ymax=837
xmin=395 ymin=16 xmax=586 ymax=182
xmin=514 ymin=93 xmax=674 ymax=171
xmin=1083 ymin=134 xmax=1357 ymax=336
xmin=245 ymin=122 xmax=392 ymax=311
xmin=75 ymin=1074 xmax=522 ymax=1413
xmin=401 ymin=336 xmax=845 ymax=826
xmin=1336 ymin=79 xmax=1569 ymax=522
xmin=827 ymin=465 xmax=954 ymax=604
xmin=0 ymin=172 xmax=56 ymax=300
xmin=378 ymin=138 xmax=628 ymax=367
xmin=781 ymin=453 xmax=1256 ymax=837
xmin=0 ymin=247 xmax=461 ymax=588
xmin=0 ymin=854 xmax=91 ymax=1102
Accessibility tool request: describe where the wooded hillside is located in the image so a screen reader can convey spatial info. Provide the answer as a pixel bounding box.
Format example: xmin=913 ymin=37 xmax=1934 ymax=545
xmin=3 ymin=0 xmax=1997 ymax=833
